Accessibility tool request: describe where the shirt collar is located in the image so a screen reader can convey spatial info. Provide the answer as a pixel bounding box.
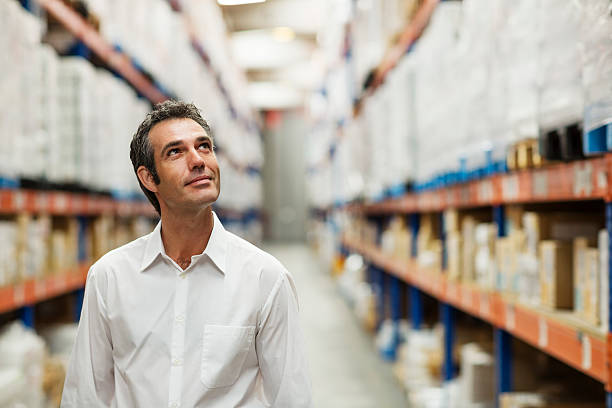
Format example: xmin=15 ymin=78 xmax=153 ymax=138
xmin=140 ymin=211 xmax=228 ymax=274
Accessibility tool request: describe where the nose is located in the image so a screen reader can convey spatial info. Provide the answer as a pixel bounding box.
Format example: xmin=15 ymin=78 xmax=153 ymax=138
xmin=186 ymin=146 xmax=206 ymax=170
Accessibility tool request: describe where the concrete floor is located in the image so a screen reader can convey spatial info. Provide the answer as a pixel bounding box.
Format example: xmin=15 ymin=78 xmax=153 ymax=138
xmin=265 ymin=243 xmax=408 ymax=408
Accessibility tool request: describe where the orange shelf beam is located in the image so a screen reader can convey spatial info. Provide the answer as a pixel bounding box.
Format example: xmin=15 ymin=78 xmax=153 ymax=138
xmin=0 ymin=263 xmax=89 ymax=315
xmin=345 ymin=156 xmax=610 ymax=215
xmin=0 ymin=189 xmax=156 ymax=216
xmin=342 ymin=237 xmax=608 ymax=385
xmin=37 ymin=0 xmax=168 ymax=104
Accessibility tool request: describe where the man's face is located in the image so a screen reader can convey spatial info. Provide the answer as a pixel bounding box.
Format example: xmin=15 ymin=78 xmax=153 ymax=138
xmin=140 ymin=118 xmax=220 ymax=213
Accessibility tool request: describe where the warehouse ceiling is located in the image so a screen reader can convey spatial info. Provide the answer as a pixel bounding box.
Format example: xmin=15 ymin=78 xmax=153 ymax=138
xmin=220 ymin=0 xmax=327 ymax=110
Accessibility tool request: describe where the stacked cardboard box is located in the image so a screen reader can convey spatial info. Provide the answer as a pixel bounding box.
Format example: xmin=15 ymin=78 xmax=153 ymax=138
xmin=381 ymin=216 xmax=412 ymax=261
xmin=417 ymin=213 xmax=442 ymax=269
xmin=500 ymin=392 xmax=604 ymax=408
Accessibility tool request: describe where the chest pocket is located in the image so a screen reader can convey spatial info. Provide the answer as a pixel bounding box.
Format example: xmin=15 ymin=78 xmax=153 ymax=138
xmin=201 ymin=324 xmax=256 ymax=388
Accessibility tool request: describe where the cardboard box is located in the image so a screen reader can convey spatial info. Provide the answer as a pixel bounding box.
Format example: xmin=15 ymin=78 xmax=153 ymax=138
xmin=524 ymin=213 xmax=601 ymax=256
xmin=573 ymin=238 xmax=590 ymax=316
xmin=539 ymin=241 xmax=573 ymax=309
xmin=598 ymin=229 xmax=608 ymax=331
xmin=583 ymin=248 xmax=600 ymax=326
xmin=447 ymin=231 xmax=462 ymax=281
xmin=462 ymin=217 xmax=477 ymax=282
xmin=444 ymin=209 xmax=461 ymax=234
xmin=500 ymin=392 xmax=604 ymax=408
xmin=394 ymin=227 xmax=411 ymax=261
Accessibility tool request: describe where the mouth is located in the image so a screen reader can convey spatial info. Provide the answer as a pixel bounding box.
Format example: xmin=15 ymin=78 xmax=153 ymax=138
xmin=185 ymin=175 xmax=212 ymax=186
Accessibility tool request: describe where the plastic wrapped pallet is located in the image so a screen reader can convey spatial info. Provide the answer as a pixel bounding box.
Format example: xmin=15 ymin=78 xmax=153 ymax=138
xmin=536 ymin=0 xmax=583 ymax=131
xmin=0 ymin=322 xmax=46 ymax=407
xmin=0 ymin=368 xmax=27 ymax=407
xmin=56 ymin=57 xmax=95 ymax=184
xmin=581 ymin=0 xmax=612 ymax=152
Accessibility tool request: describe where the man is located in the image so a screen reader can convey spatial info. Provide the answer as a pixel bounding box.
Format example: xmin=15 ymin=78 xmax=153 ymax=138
xmin=61 ymin=100 xmax=312 ymax=407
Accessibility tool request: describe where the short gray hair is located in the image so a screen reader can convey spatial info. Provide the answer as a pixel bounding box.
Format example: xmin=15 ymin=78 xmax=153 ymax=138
xmin=130 ymin=100 xmax=213 ymax=215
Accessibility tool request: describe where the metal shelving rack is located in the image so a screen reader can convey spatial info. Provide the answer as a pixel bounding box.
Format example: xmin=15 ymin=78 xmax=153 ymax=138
xmin=336 ymin=154 xmax=612 ymax=406
xmin=0 ymin=0 xmax=261 ymax=328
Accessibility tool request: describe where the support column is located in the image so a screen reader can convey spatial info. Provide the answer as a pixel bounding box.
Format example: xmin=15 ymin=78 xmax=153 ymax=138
xmin=495 ymin=328 xmax=513 ymax=399
xmin=410 ymin=286 xmax=423 ymax=330
xmin=441 ymin=303 xmax=455 ymax=382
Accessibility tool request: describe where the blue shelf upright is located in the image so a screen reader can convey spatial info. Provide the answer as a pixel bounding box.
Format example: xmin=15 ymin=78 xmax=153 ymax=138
xmin=74 ymin=288 xmax=85 ymax=323
xmin=493 ymin=205 xmax=512 ymax=404
xmin=606 ymin=203 xmax=612 ymax=407
xmin=441 ymin=302 xmax=455 ymax=382
xmin=19 ymin=306 xmax=35 ymax=329
xmin=410 ymin=286 xmax=423 ymax=330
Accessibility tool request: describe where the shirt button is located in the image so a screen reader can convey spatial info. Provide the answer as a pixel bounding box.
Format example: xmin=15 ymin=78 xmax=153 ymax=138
xmin=169 ymin=402 xmax=180 ymax=408
xmin=172 ymin=358 xmax=183 ymax=366
xmin=180 ymin=274 xmax=187 ymax=279
xmin=175 ymin=315 xmax=185 ymax=323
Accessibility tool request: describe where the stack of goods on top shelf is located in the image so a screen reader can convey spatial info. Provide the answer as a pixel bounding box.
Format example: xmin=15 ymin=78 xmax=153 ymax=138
xmin=2 ymin=0 xmax=263 ymax=227
xmin=0 ymin=1 xmax=149 ymax=194
xmin=307 ymin=0 xmax=612 ymax=210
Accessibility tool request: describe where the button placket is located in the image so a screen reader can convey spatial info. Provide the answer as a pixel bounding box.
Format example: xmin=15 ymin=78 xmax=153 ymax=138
xmin=168 ymin=272 xmax=189 ymax=406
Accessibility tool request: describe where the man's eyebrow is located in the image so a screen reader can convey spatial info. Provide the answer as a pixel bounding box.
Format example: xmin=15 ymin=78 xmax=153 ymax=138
xmin=160 ymin=135 xmax=213 ymax=157
xmin=196 ymin=135 xmax=213 ymax=145
xmin=160 ymin=140 xmax=184 ymax=157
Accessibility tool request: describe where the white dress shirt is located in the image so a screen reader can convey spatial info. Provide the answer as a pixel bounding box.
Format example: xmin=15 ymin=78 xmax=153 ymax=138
xmin=61 ymin=212 xmax=312 ymax=408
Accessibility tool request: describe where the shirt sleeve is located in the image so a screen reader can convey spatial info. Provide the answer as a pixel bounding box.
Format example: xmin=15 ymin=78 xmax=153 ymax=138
xmin=256 ymin=271 xmax=312 ymax=408
xmin=61 ymin=266 xmax=115 ymax=407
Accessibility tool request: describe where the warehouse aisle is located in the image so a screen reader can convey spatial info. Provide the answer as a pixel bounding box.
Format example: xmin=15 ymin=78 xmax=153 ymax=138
xmin=265 ymin=243 xmax=408 ymax=408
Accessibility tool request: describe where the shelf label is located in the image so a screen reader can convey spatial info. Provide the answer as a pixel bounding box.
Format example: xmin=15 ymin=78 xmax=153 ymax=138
xmin=14 ymin=191 xmax=25 ymax=210
xmin=35 ymin=280 xmax=45 ymax=298
xmin=462 ymin=287 xmax=472 ymax=309
xmin=478 ymin=180 xmax=493 ymax=203
xmin=581 ymin=335 xmax=592 ymax=370
xmin=573 ymin=162 xmax=593 ymax=197
xmin=446 ymin=189 xmax=455 ymax=207
xmin=596 ymin=168 xmax=607 ymax=190
xmin=460 ymin=187 xmax=470 ymax=204
xmin=13 ymin=285 xmax=25 ymax=305
xmin=36 ymin=193 xmax=49 ymax=211
xmin=538 ymin=318 xmax=548 ymax=348
xmin=506 ymin=305 xmax=515 ymax=331
xmin=533 ymin=172 xmax=548 ymax=197
xmin=72 ymin=196 xmax=83 ymax=213
xmin=447 ymin=284 xmax=459 ymax=302
xmin=57 ymin=276 xmax=67 ymax=291
xmin=502 ymin=176 xmax=519 ymax=201
xmin=55 ymin=193 xmax=68 ymax=212
xmin=480 ymin=294 xmax=491 ymax=319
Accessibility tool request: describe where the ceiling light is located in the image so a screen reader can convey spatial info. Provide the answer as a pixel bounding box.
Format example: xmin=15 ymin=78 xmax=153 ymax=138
xmin=273 ymin=27 xmax=295 ymax=42
xmin=217 ymin=0 xmax=266 ymax=5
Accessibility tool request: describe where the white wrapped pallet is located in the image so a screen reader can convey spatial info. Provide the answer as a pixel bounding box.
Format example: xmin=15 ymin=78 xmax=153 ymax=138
xmin=536 ymin=0 xmax=583 ymax=130
xmin=0 ymin=322 xmax=46 ymax=408
xmin=56 ymin=57 xmax=94 ymax=184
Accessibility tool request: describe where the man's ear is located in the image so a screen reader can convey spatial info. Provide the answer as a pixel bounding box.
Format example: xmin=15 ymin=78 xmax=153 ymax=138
xmin=137 ymin=166 xmax=159 ymax=193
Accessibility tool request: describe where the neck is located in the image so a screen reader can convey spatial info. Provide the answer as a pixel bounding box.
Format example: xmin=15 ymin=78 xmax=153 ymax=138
xmin=160 ymin=205 xmax=214 ymax=269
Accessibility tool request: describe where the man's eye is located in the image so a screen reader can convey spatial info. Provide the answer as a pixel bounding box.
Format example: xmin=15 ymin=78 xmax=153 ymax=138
xmin=199 ymin=143 xmax=211 ymax=150
xmin=168 ymin=148 xmax=180 ymax=156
